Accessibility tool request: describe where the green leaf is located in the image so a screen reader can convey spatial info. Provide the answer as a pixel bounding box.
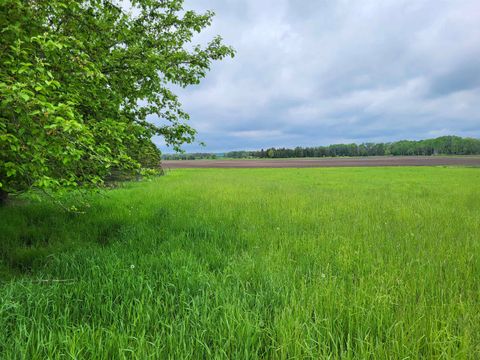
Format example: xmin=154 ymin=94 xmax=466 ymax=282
xmin=19 ymin=92 xmax=30 ymax=101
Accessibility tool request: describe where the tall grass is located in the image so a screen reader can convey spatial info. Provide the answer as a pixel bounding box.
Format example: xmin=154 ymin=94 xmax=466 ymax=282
xmin=1 ymin=167 xmax=479 ymax=358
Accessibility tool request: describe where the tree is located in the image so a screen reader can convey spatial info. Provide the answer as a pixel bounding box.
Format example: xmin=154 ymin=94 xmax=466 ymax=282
xmin=0 ymin=0 xmax=234 ymax=203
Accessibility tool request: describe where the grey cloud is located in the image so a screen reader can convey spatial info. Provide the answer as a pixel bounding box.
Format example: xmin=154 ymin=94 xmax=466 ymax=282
xmin=429 ymin=61 xmax=480 ymax=96
xmin=156 ymin=0 xmax=480 ymax=153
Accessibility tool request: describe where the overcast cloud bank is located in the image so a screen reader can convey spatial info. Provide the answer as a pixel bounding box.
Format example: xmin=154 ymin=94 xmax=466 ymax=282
xmin=155 ymin=0 xmax=480 ymax=153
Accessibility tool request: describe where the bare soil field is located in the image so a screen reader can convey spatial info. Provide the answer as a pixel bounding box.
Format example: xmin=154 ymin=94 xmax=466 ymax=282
xmin=163 ymin=156 xmax=480 ymax=169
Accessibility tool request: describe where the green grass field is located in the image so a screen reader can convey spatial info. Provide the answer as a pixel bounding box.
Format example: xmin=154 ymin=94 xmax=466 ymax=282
xmin=1 ymin=167 xmax=479 ymax=359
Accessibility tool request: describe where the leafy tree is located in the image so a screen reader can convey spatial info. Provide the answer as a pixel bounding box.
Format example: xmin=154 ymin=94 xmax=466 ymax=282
xmin=0 ymin=0 xmax=234 ymax=203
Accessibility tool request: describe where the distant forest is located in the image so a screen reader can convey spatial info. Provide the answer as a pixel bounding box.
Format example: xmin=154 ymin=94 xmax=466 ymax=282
xmin=162 ymin=136 xmax=480 ymax=160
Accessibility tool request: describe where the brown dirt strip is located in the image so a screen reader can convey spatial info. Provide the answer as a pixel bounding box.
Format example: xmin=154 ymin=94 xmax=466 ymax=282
xmin=162 ymin=156 xmax=480 ymax=169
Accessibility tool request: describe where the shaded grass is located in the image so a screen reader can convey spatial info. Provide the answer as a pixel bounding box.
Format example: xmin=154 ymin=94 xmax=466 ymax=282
xmin=1 ymin=167 xmax=479 ymax=358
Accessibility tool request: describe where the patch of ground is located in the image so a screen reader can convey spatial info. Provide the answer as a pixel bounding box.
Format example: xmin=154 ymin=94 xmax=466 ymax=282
xmin=162 ymin=156 xmax=480 ymax=169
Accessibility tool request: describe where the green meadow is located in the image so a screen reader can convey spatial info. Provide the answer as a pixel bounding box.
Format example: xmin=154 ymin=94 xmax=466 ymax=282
xmin=1 ymin=167 xmax=479 ymax=359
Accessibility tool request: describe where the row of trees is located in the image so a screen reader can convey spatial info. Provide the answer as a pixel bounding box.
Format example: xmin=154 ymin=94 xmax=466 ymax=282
xmin=222 ymin=136 xmax=480 ymax=159
xmin=162 ymin=153 xmax=217 ymax=160
xmin=1 ymin=0 xmax=233 ymax=202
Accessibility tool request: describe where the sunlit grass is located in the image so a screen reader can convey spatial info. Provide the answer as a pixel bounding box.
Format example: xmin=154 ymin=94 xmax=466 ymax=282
xmin=1 ymin=167 xmax=479 ymax=358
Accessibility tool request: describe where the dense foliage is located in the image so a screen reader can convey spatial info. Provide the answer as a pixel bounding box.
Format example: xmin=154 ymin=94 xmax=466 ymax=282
xmin=0 ymin=0 xmax=234 ymax=200
xmin=217 ymin=136 xmax=480 ymax=159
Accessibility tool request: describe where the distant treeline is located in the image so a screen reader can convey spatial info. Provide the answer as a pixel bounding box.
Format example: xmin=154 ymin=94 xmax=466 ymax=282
xmin=162 ymin=152 xmax=218 ymax=160
xmin=162 ymin=136 xmax=480 ymax=160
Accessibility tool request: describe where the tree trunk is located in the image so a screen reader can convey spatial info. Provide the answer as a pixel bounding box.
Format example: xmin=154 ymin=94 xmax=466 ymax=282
xmin=0 ymin=189 xmax=8 ymax=205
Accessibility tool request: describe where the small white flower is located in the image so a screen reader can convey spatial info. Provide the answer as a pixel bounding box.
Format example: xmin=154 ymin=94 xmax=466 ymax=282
xmin=130 ymin=264 xmax=135 ymax=269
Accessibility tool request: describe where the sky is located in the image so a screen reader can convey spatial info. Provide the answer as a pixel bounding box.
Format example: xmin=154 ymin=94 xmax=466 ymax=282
xmin=155 ymin=0 xmax=480 ymax=153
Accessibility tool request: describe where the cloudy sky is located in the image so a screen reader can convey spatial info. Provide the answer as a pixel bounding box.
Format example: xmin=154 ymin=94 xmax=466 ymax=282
xmin=156 ymin=0 xmax=480 ymax=153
